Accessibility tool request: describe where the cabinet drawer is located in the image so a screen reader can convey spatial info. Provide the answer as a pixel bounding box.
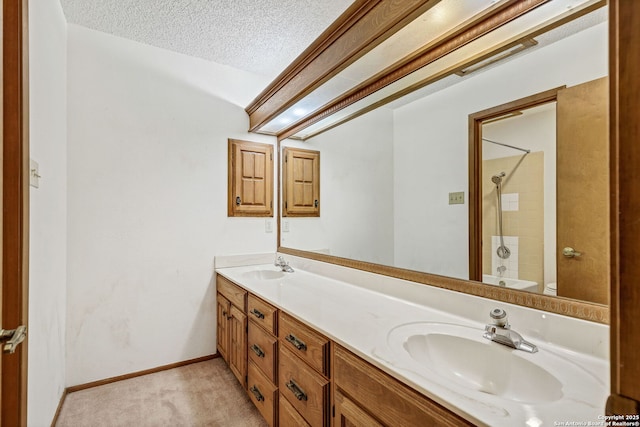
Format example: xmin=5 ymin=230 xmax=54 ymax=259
xmin=279 ymin=394 xmax=311 ymax=427
xmin=334 ymin=345 xmax=473 ymax=427
xmin=248 ymin=294 xmax=278 ymax=335
xmin=248 ymin=321 xmax=278 ymax=384
xmin=217 ymin=275 xmax=247 ymax=311
xmin=279 ymin=346 xmax=329 ymax=427
xmin=279 ymin=312 xmax=330 ymax=376
xmin=248 ymin=361 xmax=278 ymax=427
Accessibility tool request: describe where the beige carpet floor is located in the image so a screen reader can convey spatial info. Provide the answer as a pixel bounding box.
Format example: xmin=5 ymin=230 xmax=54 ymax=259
xmin=56 ymin=358 xmax=268 ymax=427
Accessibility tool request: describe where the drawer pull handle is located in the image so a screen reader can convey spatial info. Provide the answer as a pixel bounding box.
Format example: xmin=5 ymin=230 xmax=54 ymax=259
xmin=250 ymin=308 xmax=265 ymax=319
xmin=285 ymin=334 xmax=307 ymax=351
xmin=251 ymin=344 xmax=265 ymax=358
xmin=285 ymin=379 xmax=308 ymax=401
xmin=249 ymin=385 xmax=264 ymax=402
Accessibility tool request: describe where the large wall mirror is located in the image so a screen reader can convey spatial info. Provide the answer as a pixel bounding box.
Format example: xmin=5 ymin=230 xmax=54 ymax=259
xmin=277 ymin=1 xmax=609 ymax=323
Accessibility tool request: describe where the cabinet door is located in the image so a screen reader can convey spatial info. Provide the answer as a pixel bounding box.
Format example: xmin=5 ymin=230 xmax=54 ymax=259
xmin=228 ymin=139 xmax=274 ymax=217
xmin=334 ymin=390 xmax=383 ymax=427
xmin=229 ymin=304 xmax=248 ymax=387
xmin=216 ymin=293 xmax=231 ymax=361
xmin=283 ymin=147 xmax=320 ymax=217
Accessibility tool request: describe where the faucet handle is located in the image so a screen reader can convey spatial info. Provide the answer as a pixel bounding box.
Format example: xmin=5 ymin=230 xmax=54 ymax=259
xmin=489 ymin=308 xmax=509 ymax=327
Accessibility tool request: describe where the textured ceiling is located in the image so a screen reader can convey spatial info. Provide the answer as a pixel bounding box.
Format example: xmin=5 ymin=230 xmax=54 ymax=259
xmin=60 ymin=0 xmax=354 ymax=80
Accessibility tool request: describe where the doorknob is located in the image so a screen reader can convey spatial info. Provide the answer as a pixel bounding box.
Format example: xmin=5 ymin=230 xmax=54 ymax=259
xmin=0 ymin=325 xmax=27 ymax=354
xmin=562 ymin=247 xmax=582 ymax=258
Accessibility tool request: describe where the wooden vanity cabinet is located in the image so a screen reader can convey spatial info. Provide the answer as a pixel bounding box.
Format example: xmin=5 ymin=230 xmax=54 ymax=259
xmin=333 ymin=345 xmax=473 ymax=427
xmin=247 ymin=294 xmax=280 ymax=426
xmin=216 ymin=276 xmax=247 ymax=387
xmin=216 ymin=275 xmax=475 ymax=426
xmin=278 ymin=312 xmax=331 ymax=427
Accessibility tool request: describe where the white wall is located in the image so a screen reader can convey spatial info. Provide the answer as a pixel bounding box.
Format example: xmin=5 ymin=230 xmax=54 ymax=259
xmin=282 ymin=107 xmax=395 ymax=265
xmin=28 ymin=0 xmax=68 ymax=424
xmin=66 ymin=25 xmax=276 ymax=386
xmin=393 ymin=22 xmax=607 ymax=279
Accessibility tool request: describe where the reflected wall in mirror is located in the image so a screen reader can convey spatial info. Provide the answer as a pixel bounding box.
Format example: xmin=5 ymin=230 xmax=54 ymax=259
xmin=279 ymin=6 xmax=608 ymax=308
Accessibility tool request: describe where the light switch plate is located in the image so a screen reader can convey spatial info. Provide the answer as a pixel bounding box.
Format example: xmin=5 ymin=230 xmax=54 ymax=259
xmin=265 ymin=219 xmax=273 ymax=233
xmin=30 ymin=159 xmax=40 ymax=188
xmin=449 ymin=191 xmax=464 ymax=205
xmin=282 ymin=220 xmax=290 ymax=232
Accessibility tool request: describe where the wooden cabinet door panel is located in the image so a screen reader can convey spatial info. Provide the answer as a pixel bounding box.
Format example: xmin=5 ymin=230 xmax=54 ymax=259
xmin=216 ymin=293 xmax=231 ymax=361
xmin=228 ymin=304 xmax=247 ymax=387
xmin=283 ymin=147 xmax=320 ymax=217
xmin=228 ymin=139 xmax=273 ymax=217
xmin=334 ymin=345 xmax=472 ymax=427
xmin=335 ymin=390 xmax=383 ymax=427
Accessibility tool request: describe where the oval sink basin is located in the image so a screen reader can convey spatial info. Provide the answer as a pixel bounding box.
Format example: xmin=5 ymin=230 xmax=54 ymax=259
xmin=387 ymin=323 xmax=572 ymax=404
xmin=242 ymin=269 xmax=286 ymax=281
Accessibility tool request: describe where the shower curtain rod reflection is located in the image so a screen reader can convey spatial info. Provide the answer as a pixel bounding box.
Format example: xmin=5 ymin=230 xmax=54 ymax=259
xmin=483 ymin=138 xmax=531 ymax=153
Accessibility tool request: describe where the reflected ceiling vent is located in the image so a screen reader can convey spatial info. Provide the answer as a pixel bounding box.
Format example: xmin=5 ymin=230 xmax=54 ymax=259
xmin=455 ymin=38 xmax=538 ymax=77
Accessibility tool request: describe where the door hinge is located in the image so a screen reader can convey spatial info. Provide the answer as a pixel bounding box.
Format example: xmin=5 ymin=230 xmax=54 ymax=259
xmin=0 ymin=325 xmax=27 ymax=354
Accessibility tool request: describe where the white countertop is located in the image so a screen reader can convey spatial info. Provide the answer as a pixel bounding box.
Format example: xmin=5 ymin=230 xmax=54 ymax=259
xmin=215 ymin=255 xmax=609 ymax=427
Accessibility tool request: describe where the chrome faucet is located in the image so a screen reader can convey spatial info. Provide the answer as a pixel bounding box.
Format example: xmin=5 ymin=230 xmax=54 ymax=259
xmin=497 ymin=265 xmax=506 ymax=277
xmin=483 ymin=308 xmax=538 ymax=353
xmin=274 ymin=256 xmax=294 ymax=273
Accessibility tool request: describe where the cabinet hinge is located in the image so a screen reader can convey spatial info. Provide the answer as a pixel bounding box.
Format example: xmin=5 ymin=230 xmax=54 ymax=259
xmin=285 ymin=201 xmax=288 ymax=208
xmin=270 ymin=153 xmax=273 ymax=161
xmin=332 ymin=405 xmax=335 ymax=417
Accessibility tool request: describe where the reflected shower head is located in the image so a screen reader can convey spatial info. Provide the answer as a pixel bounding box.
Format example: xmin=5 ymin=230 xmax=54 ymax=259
xmin=491 ymin=172 xmax=506 ymax=185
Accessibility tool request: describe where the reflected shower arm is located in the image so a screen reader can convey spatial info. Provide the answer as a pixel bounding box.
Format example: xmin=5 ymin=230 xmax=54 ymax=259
xmin=482 ymin=138 xmax=531 ymax=153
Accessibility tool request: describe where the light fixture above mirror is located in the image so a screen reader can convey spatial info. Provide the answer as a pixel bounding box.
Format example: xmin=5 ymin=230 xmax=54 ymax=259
xmin=247 ymin=0 xmax=605 ymax=141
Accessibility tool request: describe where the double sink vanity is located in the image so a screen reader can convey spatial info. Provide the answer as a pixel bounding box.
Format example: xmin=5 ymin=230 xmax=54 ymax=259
xmin=215 ymin=253 xmax=608 ymax=426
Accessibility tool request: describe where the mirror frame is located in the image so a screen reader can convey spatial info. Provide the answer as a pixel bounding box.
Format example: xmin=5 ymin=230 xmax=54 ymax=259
xmin=273 ymin=0 xmax=610 ymax=324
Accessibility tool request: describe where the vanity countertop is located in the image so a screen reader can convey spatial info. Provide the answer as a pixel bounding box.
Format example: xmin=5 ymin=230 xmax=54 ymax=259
xmin=215 ymin=259 xmax=609 ymax=427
